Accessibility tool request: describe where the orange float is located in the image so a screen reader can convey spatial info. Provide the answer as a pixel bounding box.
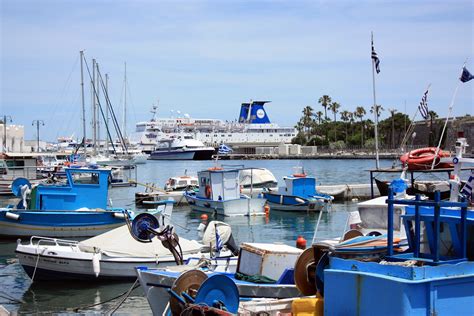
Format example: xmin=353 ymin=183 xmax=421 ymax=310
xmin=205 ymin=185 xmax=212 ymax=198
xmin=400 ymin=147 xmax=452 ymax=170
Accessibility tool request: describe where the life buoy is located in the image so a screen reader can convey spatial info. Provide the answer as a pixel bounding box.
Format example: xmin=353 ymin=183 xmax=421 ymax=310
xmin=293 ymin=173 xmax=307 ymax=178
xmin=205 ymin=185 xmax=212 ymax=198
xmin=208 ymin=166 xmax=223 ymax=171
xmin=400 ymin=147 xmax=452 ymax=170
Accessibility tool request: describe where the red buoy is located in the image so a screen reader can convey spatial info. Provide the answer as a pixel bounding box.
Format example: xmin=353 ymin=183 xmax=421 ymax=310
xmin=200 ymin=214 xmax=208 ymax=221
xmin=296 ymin=235 xmax=307 ymax=249
xmin=400 ymin=147 xmax=452 ymax=170
xmin=264 ymin=204 xmax=270 ymax=216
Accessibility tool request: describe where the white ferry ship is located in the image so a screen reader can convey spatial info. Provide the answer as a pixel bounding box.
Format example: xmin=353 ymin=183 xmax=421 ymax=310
xmin=130 ymin=101 xmax=297 ymax=153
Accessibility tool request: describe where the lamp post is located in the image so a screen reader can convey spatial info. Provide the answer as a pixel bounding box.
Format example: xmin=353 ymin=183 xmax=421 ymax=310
xmin=2 ymin=115 xmax=12 ymax=152
xmin=32 ymin=120 xmax=45 ymax=152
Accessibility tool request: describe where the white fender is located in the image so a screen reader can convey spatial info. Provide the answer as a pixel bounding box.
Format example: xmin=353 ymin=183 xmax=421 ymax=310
xmin=5 ymin=211 xmax=20 ymax=220
xmin=92 ymin=253 xmax=101 ymax=277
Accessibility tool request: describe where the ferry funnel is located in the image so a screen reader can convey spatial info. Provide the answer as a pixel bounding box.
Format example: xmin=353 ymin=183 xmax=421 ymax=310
xmin=238 ymin=100 xmax=271 ymax=124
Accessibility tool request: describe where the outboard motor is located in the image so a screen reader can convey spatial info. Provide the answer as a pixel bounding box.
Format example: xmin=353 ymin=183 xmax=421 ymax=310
xmin=202 ymin=221 xmax=239 ymax=256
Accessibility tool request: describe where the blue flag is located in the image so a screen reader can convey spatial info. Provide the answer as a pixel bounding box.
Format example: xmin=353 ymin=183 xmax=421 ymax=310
xmin=460 ymin=67 xmax=474 ymax=83
xmin=218 ymin=144 xmax=233 ymax=155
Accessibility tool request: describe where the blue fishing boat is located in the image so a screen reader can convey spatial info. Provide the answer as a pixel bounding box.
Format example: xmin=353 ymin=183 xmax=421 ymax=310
xmin=263 ymin=168 xmax=333 ymax=212
xmin=321 ymin=190 xmax=474 ymax=315
xmin=0 ymin=167 xmax=129 ymax=238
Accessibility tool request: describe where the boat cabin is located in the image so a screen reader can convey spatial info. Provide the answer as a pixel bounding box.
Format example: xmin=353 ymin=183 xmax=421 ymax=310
xmin=279 ymin=175 xmax=316 ymax=198
xmin=197 ymin=169 xmax=240 ymax=201
xmin=30 ymin=167 xmax=111 ymax=210
xmin=165 ymin=176 xmax=198 ymax=191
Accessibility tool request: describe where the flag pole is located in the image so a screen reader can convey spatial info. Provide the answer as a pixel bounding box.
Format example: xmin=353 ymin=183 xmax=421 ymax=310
xmin=430 ymin=61 xmax=467 ymax=170
xmin=371 ymin=32 xmax=380 ymax=169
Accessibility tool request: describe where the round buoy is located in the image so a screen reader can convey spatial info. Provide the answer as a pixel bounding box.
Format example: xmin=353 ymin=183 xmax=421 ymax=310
xmin=296 ymin=235 xmax=307 ymax=249
xmin=200 ymin=214 xmax=208 ymax=221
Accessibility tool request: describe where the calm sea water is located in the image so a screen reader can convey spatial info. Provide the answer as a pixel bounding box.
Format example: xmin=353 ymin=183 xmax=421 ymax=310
xmin=0 ymin=158 xmax=458 ymax=314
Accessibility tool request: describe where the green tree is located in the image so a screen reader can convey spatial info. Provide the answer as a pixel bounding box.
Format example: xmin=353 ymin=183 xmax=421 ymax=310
xmin=428 ymin=110 xmax=438 ymax=147
xmin=318 ymin=95 xmax=332 ymax=120
xmin=388 ymin=108 xmax=397 ymax=148
xmin=330 ymin=102 xmax=341 ymax=142
xmin=302 ymin=106 xmax=314 ymax=141
xmin=340 ymin=110 xmax=351 ymax=143
xmin=354 ymin=106 xmax=366 ymax=146
xmin=315 ymin=111 xmax=323 ymax=125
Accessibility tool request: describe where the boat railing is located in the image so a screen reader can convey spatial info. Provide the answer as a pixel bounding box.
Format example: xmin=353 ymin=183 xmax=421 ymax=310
xmin=386 ymin=189 xmax=469 ymax=264
xmin=29 ymin=236 xmax=79 ymax=249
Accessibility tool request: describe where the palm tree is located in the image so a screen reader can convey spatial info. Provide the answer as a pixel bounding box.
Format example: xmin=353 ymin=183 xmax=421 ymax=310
xmin=330 ymin=102 xmax=341 ymax=141
xmin=318 ymin=95 xmax=332 ymax=120
xmin=370 ymin=104 xmax=384 ymax=120
xmin=427 ymin=110 xmax=438 ymax=146
xmin=354 ymin=106 xmax=366 ymax=146
xmin=388 ymin=108 xmax=397 ymax=148
xmin=340 ymin=110 xmax=351 ymax=143
xmin=302 ymin=106 xmax=314 ymax=141
xmin=315 ymin=111 xmax=323 ymax=125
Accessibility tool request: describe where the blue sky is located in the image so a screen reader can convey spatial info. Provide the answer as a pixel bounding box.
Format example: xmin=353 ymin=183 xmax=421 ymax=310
xmin=1 ymin=0 xmax=473 ymax=141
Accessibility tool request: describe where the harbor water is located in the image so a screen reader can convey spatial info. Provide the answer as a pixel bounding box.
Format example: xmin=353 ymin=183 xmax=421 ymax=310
xmin=0 ymin=158 xmax=452 ymax=314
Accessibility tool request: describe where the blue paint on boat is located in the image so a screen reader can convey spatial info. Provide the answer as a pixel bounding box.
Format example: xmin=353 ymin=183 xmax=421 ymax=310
xmin=0 ymin=167 xmax=129 ymax=238
xmin=323 ymin=190 xmax=474 ymax=315
xmin=263 ymin=174 xmax=333 ymax=211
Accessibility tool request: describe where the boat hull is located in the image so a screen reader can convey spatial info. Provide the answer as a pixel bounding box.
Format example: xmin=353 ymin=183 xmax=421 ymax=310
xmin=0 ymin=209 xmax=126 ymax=238
xmin=263 ymin=192 xmax=325 ymax=212
xmin=148 ymin=149 xmax=214 ymax=160
xmin=16 ymin=249 xmax=178 ymax=281
xmin=185 ymin=194 xmax=266 ymax=216
xmin=136 ymin=268 xmax=299 ymax=316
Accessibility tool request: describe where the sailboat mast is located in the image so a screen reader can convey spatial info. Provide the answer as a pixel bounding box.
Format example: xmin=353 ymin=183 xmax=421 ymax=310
xmin=96 ymin=62 xmax=100 ymax=152
xmin=80 ymin=50 xmax=86 ymax=154
xmin=105 ymin=73 xmax=109 ymax=157
xmin=92 ymin=58 xmax=97 ymax=155
xmin=123 ymin=62 xmax=127 ymax=140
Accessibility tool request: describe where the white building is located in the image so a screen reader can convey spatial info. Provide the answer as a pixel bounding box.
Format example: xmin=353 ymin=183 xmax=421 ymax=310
xmin=0 ymin=123 xmax=25 ymax=152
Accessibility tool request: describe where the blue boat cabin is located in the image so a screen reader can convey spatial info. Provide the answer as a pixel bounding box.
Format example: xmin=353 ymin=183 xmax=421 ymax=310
xmin=280 ymin=176 xmax=316 ymax=198
xmin=30 ymin=168 xmax=111 ymax=210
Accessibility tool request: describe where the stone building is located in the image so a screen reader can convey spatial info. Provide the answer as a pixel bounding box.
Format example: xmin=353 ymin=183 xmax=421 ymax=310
xmin=0 ymin=123 xmax=25 ymax=152
xmin=412 ymin=115 xmax=474 ymax=154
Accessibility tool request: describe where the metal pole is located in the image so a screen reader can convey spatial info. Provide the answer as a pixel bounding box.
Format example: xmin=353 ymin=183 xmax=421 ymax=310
xmin=371 ymin=32 xmax=380 ymax=169
xmin=123 ymin=62 xmax=127 ymax=140
xmin=105 ymin=73 xmax=109 ymax=157
xmin=433 ymin=190 xmax=441 ymax=263
xmin=32 ymin=120 xmax=44 ymax=152
xmin=92 ymin=58 xmax=97 ymax=155
xmin=387 ymin=188 xmax=394 ymax=256
xmin=414 ymin=194 xmax=421 ymax=258
xmin=80 ymin=51 xmax=86 ymax=154
xmin=96 ymin=62 xmax=100 ymax=151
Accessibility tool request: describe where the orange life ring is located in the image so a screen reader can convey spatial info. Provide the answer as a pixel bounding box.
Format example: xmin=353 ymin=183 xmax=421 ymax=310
xmin=293 ymin=173 xmax=307 ymax=178
xmin=208 ymin=166 xmax=223 ymax=171
xmin=205 ymin=185 xmax=212 ymax=198
xmin=400 ymin=147 xmax=452 ymax=170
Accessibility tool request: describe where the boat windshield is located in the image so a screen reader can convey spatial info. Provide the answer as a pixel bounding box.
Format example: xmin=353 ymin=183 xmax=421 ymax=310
xmin=71 ymin=172 xmax=100 ymax=185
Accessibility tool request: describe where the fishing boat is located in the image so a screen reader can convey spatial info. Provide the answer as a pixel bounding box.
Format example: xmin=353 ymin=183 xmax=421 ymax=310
xmin=15 ymin=202 xmax=235 ymax=281
xmin=0 ymin=167 xmax=129 ymax=238
xmin=164 ymin=174 xmax=199 ymax=192
xmin=136 ymin=242 xmax=303 ymax=315
xmin=263 ymin=168 xmax=333 ymax=212
xmin=184 ymin=167 xmax=266 ymax=216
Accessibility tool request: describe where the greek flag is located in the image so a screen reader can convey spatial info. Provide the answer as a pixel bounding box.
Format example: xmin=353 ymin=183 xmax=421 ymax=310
xmin=460 ymin=67 xmax=474 ymax=83
xmin=461 ymin=170 xmax=474 ymax=201
xmin=215 ymin=223 xmax=224 ymax=254
xmin=371 ymin=38 xmax=380 ymax=74
xmin=218 ymin=144 xmax=233 ymax=155
xmin=418 ymin=89 xmax=429 ymax=119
